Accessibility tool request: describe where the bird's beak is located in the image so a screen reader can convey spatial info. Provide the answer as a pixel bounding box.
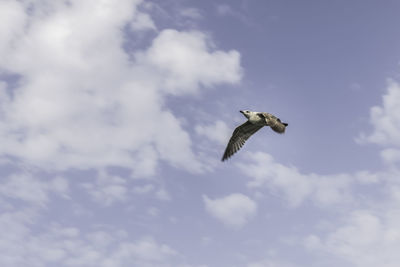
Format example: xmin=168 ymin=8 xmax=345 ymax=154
xmin=239 ymin=110 xmax=244 ymax=114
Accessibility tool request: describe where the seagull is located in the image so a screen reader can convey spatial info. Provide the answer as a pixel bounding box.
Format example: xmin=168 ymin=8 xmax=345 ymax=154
xmin=222 ymin=110 xmax=288 ymax=161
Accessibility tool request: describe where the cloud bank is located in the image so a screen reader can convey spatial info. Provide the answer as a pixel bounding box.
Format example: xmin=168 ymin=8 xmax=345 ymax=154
xmin=0 ymin=0 xmax=242 ymax=176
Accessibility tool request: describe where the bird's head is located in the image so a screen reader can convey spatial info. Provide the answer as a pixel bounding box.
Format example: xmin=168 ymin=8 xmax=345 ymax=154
xmin=240 ymin=110 xmax=252 ymax=119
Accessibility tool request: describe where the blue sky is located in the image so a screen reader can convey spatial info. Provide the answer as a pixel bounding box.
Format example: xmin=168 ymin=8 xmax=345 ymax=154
xmin=1 ymin=0 xmax=400 ymax=266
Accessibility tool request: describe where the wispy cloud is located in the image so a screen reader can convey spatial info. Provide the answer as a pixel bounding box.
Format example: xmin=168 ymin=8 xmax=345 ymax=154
xmin=179 ymin=7 xmax=203 ymax=20
xmin=305 ymin=204 xmax=400 ymax=267
xmin=0 ymin=211 xmax=190 ymax=267
xmin=195 ymin=120 xmax=231 ymax=145
xmin=0 ymin=0 xmax=242 ymax=177
xmin=81 ymin=171 xmax=128 ymax=206
xmin=237 ymin=152 xmax=379 ymax=207
xmin=203 ymin=193 xmax=257 ymax=229
xmin=357 ymin=80 xmax=400 ymax=148
xmin=0 ymin=173 xmax=69 ymax=207
xmin=215 ymin=3 xmax=256 ymax=27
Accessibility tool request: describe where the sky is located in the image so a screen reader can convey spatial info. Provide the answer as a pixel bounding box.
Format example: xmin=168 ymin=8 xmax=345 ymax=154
xmin=1 ymin=0 xmax=400 ymax=266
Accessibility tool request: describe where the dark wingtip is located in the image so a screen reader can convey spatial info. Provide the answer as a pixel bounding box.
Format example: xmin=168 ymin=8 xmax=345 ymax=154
xmin=283 ymin=123 xmax=288 ymax=127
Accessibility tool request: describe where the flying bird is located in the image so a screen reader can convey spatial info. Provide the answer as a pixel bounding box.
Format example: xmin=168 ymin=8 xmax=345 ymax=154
xmin=222 ymin=110 xmax=288 ymax=161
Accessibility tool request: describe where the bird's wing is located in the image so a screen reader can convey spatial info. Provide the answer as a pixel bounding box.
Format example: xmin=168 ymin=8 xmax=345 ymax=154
xmin=222 ymin=121 xmax=263 ymax=161
xmin=258 ymin=112 xmax=276 ymax=121
xmin=259 ymin=112 xmax=287 ymax=133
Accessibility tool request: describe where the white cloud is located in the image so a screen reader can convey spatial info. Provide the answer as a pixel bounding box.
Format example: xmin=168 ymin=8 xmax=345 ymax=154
xmin=237 ymin=152 xmax=378 ymax=207
xmin=304 ymin=235 xmax=321 ymax=250
xmin=0 ymin=0 xmax=242 ymax=177
xmin=203 ymin=193 xmax=257 ymax=229
xmin=0 ymin=0 xmax=26 ymax=60
xmin=136 ymin=29 xmax=242 ymax=95
xmin=87 ymin=231 xmax=115 ymax=248
xmin=215 ymin=3 xmax=254 ymax=26
xmin=358 ymin=80 xmax=400 ymax=148
xmin=0 ymin=210 xmax=189 ymax=267
xmin=114 ymin=236 xmax=178 ymax=263
xmin=147 ymin=207 xmax=159 ymax=217
xmin=381 ymin=148 xmax=400 ymax=165
xmin=0 ymin=189 xmax=200 ymax=267
xmin=298 ymin=163 xmax=400 ymax=267
xmin=195 ymin=120 xmax=231 ymax=145
xmin=0 ymin=173 xmax=69 ymax=207
xmin=155 ymin=188 xmax=171 ymax=201
xmin=131 ymin=12 xmax=156 ymax=31
xmin=306 ymin=208 xmax=400 ymax=267
xmin=216 ymin=4 xmax=235 ymax=17
xmin=133 ymin=184 xmax=154 ymax=194
xmin=82 ymin=171 xmax=128 ymax=206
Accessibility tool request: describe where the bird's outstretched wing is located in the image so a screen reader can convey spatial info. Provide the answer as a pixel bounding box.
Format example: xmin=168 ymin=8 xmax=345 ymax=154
xmin=222 ymin=121 xmax=263 ymax=161
xmin=258 ymin=112 xmax=288 ymax=134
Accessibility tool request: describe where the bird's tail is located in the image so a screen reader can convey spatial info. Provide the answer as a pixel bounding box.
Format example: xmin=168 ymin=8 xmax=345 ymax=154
xmin=270 ymin=121 xmax=288 ymax=134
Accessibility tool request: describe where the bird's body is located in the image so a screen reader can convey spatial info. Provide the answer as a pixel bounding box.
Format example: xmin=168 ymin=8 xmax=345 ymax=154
xmin=247 ymin=111 xmax=266 ymax=124
xmin=221 ymin=110 xmax=288 ymax=161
